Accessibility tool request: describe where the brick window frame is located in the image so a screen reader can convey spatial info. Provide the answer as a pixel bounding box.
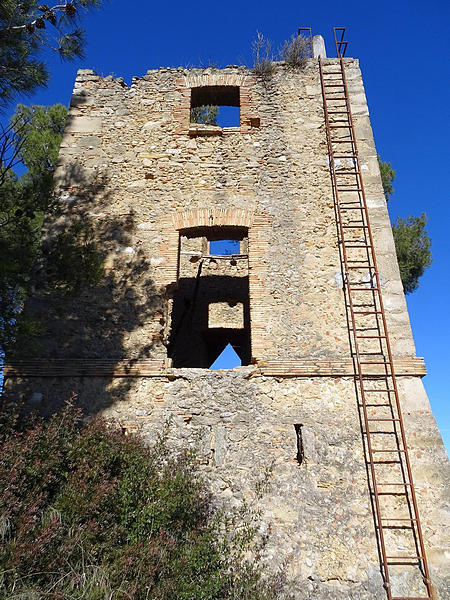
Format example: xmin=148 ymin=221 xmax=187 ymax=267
xmin=173 ymin=72 xmax=258 ymax=135
xmin=156 ymin=208 xmax=273 ymax=361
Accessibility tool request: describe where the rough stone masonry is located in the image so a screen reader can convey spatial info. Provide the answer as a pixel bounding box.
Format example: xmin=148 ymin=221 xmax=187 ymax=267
xmin=4 ymin=48 xmax=449 ymax=599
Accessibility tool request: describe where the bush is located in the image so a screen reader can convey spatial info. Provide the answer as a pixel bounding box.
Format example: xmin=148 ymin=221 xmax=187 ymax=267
xmin=280 ymin=34 xmax=310 ymax=69
xmin=0 ymin=401 xmax=284 ymax=599
xmin=252 ymin=32 xmax=276 ymax=81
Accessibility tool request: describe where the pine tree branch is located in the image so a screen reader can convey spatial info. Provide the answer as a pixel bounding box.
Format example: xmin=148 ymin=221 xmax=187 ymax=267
xmin=2 ymin=4 xmax=74 ymax=33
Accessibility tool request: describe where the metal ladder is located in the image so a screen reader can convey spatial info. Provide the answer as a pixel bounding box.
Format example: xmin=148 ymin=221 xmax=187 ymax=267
xmin=317 ymin=27 xmax=433 ymax=600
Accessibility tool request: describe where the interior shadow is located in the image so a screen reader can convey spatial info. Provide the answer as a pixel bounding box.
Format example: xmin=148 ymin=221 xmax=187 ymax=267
xmin=168 ymin=274 xmax=251 ymax=368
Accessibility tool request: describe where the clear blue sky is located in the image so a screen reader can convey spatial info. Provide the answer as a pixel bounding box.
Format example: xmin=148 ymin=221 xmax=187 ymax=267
xmin=8 ymin=0 xmax=450 ymax=449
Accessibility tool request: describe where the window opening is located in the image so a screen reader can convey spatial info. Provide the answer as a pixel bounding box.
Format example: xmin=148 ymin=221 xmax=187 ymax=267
xmin=210 ymin=239 xmax=240 ymax=255
xmin=190 ymin=86 xmax=240 ymax=128
xmin=168 ymin=226 xmax=250 ymax=368
xmin=210 ymin=343 xmax=241 ymax=369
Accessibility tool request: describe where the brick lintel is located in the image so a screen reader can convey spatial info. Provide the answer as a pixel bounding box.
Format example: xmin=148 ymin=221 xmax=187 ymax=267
xmin=3 ymin=357 xmax=426 ymax=378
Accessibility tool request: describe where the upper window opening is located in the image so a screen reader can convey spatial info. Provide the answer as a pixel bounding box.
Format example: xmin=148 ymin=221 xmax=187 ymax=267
xmin=190 ymin=86 xmax=240 ymax=128
xmin=210 ymin=239 xmax=240 ymax=255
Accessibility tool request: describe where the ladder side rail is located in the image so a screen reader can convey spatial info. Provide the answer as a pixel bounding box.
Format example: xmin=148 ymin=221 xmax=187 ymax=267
xmin=338 ymin=57 xmax=432 ymax=594
xmin=319 ymin=56 xmax=433 ymax=599
xmin=319 ymin=57 xmax=393 ymax=592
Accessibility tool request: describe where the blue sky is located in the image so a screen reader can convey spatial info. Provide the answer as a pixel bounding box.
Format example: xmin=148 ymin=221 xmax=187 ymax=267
xmin=6 ymin=0 xmax=450 ymax=449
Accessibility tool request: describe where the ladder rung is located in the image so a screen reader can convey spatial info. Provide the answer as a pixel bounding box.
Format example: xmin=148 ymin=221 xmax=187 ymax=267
xmin=359 ymin=360 xmax=390 ymax=364
xmin=386 ymin=555 xmax=423 ymax=560
xmin=333 ymin=153 xmax=357 ymax=157
xmin=342 ymin=224 xmax=368 ymax=229
xmin=352 ymin=304 xmax=376 ymax=307
xmin=348 ymin=287 xmax=379 ymax=291
xmin=380 ymin=518 xmax=417 ymax=522
xmin=367 ymin=418 xmax=400 ymax=422
xmin=353 ymin=310 xmax=382 ymax=314
xmin=378 ymin=482 xmax=411 ymax=486
xmin=372 ymin=449 xmax=406 ymax=453
xmin=326 ymin=96 xmax=348 ymax=100
xmin=331 ymin=139 xmax=354 ymax=143
xmin=391 ymin=597 xmax=430 ymax=599
xmin=347 ymin=265 xmax=373 ymax=269
xmin=344 ymin=244 xmax=371 ymax=248
xmin=356 ymin=335 xmax=386 ymax=339
xmin=364 ymin=389 xmax=394 ymax=392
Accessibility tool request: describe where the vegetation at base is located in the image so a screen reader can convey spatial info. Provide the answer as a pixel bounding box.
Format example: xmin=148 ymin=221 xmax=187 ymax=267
xmin=0 ymin=0 xmax=103 ymax=109
xmin=0 ymin=401 xmax=285 ymax=600
xmin=392 ymin=213 xmax=432 ymax=294
xmin=378 ymin=156 xmax=432 ymax=294
xmin=190 ymin=105 xmax=219 ymax=126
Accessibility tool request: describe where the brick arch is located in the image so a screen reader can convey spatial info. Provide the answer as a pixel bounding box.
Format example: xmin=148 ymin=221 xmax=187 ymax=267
xmin=182 ymin=72 xmax=249 ymax=89
xmin=172 ymin=208 xmax=254 ymax=230
xmin=156 ymin=208 xmax=273 ymax=361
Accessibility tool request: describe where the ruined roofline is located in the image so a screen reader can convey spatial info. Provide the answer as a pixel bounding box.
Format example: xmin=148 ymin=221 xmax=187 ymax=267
xmin=74 ymin=57 xmax=360 ymax=89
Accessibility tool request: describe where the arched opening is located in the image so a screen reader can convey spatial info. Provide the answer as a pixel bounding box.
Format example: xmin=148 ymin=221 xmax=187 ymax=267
xmin=168 ymin=226 xmax=250 ymax=368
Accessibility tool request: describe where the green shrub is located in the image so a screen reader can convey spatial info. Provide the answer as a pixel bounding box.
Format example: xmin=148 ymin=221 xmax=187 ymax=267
xmin=0 ymin=401 xmax=284 ymax=599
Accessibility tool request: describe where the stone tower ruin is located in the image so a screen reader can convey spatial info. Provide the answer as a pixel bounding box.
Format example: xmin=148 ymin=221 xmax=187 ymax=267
xmin=4 ymin=28 xmax=449 ymax=600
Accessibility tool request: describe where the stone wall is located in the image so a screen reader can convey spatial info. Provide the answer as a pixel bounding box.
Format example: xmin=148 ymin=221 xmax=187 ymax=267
xmin=4 ymin=59 xmax=449 ymax=598
xmin=9 ymin=59 xmax=417 ymax=362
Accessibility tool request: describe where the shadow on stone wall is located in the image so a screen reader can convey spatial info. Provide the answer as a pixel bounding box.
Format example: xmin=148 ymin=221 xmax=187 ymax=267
xmin=5 ymin=163 xmax=167 ymax=416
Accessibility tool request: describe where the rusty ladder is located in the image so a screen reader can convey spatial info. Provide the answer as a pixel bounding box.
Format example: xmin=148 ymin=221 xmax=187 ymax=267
xmin=317 ymin=27 xmax=433 ymax=600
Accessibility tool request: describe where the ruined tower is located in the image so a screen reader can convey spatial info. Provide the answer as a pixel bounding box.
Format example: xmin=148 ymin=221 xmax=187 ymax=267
xmin=4 ymin=28 xmax=449 ymax=599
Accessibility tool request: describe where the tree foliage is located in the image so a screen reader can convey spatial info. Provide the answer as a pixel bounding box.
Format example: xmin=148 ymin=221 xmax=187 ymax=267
xmin=0 ymin=401 xmax=284 ymax=600
xmin=392 ymin=213 xmax=432 ymax=294
xmin=377 ymin=156 xmax=395 ymax=201
xmin=0 ymin=0 xmax=102 ymax=109
xmin=190 ymin=105 xmax=219 ymax=126
xmin=0 ymin=103 xmax=67 ymax=350
xmin=378 ymin=156 xmax=432 ymax=293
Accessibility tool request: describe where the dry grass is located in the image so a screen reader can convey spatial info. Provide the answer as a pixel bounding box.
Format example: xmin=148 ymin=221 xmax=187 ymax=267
xmin=252 ymin=31 xmax=276 ymax=81
xmin=280 ymin=34 xmax=311 ymax=68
